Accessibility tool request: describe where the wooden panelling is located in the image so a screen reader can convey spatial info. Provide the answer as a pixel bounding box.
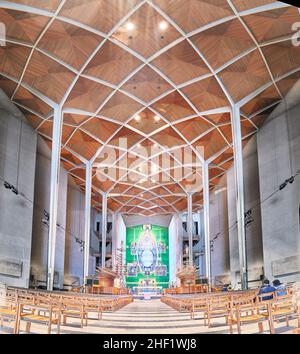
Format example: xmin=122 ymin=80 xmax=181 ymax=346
xmin=151 ymin=91 xmax=195 ymax=121
xmin=23 ymin=51 xmax=75 ymax=103
xmin=122 ymin=65 xmax=172 ymax=102
xmin=153 ymin=0 xmax=233 ymax=33
xmin=38 ymin=19 xmax=102 ymax=70
xmin=181 ymin=76 xmax=229 ymax=111
xmin=112 ymin=3 xmax=181 ymax=58
xmin=98 ymin=91 xmax=143 ymax=123
xmin=84 ymin=41 xmax=141 ymax=85
xmin=262 ymin=40 xmax=300 ymax=79
xmin=82 ymin=117 xmax=120 ymax=143
xmin=151 ymin=40 xmax=210 ymax=84
xmin=64 ymin=77 xmax=113 ymax=112
xmin=175 ymin=117 xmax=213 ymax=142
xmin=191 ymin=18 xmax=254 ymax=70
xmin=0 ymin=44 xmax=30 ymax=80
xmin=219 ymin=49 xmax=271 ymax=102
xmin=60 ymin=0 xmax=140 ymax=33
xmin=243 ymin=7 xmax=300 ymax=43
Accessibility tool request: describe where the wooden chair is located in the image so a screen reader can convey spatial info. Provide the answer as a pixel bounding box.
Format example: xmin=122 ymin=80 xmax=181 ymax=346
xmin=204 ymin=295 xmax=231 ymax=327
xmin=228 ymin=299 xmax=269 ymax=334
xmin=0 ymin=290 xmax=20 ymax=334
xmin=18 ymin=301 xmax=61 ymax=334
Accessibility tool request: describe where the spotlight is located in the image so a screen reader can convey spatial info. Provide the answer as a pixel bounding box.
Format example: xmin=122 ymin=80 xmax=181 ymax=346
xmin=137 ymin=143 xmax=141 ymax=148
xmin=279 ymin=182 xmax=287 ymax=190
xmin=159 ymin=21 xmax=168 ymax=30
xmin=154 ymin=115 xmax=160 ymax=123
xmin=125 ymin=22 xmax=135 ymax=31
xmin=134 ymin=114 xmax=141 ymax=122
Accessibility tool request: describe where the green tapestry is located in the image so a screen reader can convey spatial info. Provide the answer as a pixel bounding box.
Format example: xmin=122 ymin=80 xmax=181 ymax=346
xmin=125 ymin=224 xmax=169 ymax=288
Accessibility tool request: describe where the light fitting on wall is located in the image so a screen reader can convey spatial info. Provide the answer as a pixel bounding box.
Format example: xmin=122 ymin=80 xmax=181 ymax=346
xmin=4 ymin=181 xmax=18 ymax=195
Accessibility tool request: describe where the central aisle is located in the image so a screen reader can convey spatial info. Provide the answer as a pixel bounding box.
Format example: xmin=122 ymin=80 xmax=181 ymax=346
xmin=60 ymin=299 xmax=230 ymax=334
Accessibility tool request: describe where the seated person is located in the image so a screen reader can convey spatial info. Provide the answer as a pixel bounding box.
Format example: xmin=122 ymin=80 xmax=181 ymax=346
xmin=273 ymin=279 xmax=287 ymax=296
xmin=258 ymin=279 xmax=276 ymax=300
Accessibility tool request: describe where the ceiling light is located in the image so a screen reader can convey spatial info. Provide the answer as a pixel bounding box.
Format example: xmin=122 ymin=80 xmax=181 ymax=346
xmin=137 ymin=143 xmax=141 ymax=148
xmin=134 ymin=114 xmax=141 ymax=122
xmin=141 ymin=194 xmax=144 ymax=197
xmin=159 ymin=21 xmax=168 ymax=30
xmin=154 ymin=115 xmax=160 ymax=122
xmin=125 ymin=22 xmax=135 ymax=31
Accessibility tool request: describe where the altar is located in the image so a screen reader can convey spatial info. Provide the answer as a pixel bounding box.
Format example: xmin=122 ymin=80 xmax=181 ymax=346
xmin=131 ymin=279 xmax=163 ymax=299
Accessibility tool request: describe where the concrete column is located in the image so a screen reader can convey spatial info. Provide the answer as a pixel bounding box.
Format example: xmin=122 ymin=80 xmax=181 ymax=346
xmin=111 ymin=212 xmax=117 ymax=269
xmin=203 ymin=162 xmax=211 ymax=285
xmin=187 ymin=193 xmax=193 ymax=266
xmin=101 ymin=193 xmax=107 ymax=268
xmin=231 ymin=105 xmax=247 ymax=290
xmin=47 ymin=107 xmax=62 ymax=291
xmin=83 ymin=162 xmax=92 ymax=283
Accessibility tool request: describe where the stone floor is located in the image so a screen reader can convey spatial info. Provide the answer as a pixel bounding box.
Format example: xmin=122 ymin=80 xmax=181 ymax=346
xmin=0 ymin=299 xmax=299 ymax=334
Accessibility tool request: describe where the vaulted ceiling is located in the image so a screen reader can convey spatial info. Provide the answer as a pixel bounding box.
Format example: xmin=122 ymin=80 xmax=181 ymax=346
xmin=0 ymin=0 xmax=300 ymax=216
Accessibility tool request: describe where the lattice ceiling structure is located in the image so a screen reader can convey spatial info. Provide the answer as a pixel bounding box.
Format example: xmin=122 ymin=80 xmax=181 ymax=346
xmin=1 ymin=0 xmax=300 ymax=216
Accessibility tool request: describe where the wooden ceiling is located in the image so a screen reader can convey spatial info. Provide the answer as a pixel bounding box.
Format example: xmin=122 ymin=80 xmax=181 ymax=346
xmin=1 ymin=0 xmax=300 ymax=216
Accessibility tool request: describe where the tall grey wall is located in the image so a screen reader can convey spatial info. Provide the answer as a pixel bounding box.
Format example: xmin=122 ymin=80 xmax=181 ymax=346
xmin=209 ymin=175 xmax=230 ymax=285
xmin=0 ymin=100 xmax=37 ymax=287
xmin=30 ymin=136 xmax=68 ymax=289
xmin=257 ymin=81 xmax=300 ymax=284
xmin=227 ymin=135 xmax=264 ymax=289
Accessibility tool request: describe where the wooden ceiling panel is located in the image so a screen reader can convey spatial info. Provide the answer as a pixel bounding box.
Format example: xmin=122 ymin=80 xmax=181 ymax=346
xmin=0 ymin=8 xmax=49 ymax=44
xmin=175 ymin=117 xmax=213 ymax=142
xmin=151 ymin=40 xmax=210 ymax=85
xmin=61 ymin=148 xmax=82 ymax=165
xmin=204 ymin=112 xmax=231 ymax=125
xmin=219 ymin=49 xmax=271 ymax=102
xmin=152 ymin=126 xmax=186 ymax=148
xmin=230 ymin=0 xmax=275 ymax=12
xmin=192 ymin=128 xmax=228 ymax=160
xmin=82 ymin=117 xmax=120 ymax=143
xmin=112 ymin=3 xmax=181 ymax=58
xmin=262 ymin=40 xmax=300 ymax=79
xmin=122 ymin=65 xmax=172 ymax=102
xmin=127 ymin=108 xmax=167 ymax=134
xmin=38 ymin=19 xmax=102 ymax=70
xmin=243 ymin=7 xmax=300 ymax=44
xmin=63 ymin=113 xmax=89 ymax=126
xmin=64 ymin=77 xmax=113 ymax=112
xmin=276 ymin=70 xmax=300 ymax=97
xmin=84 ymin=41 xmax=141 ymax=85
xmin=191 ymin=18 xmax=254 ymax=70
xmin=22 ymin=51 xmax=75 ymax=103
xmin=241 ymin=84 xmax=281 ymax=116
xmin=98 ymin=91 xmax=143 ymax=123
xmin=108 ymin=127 xmax=144 ymax=149
xmin=23 ymin=112 xmax=44 ymax=129
xmin=153 ymin=0 xmax=233 ymax=33
xmin=0 ymin=75 xmax=18 ymax=97
xmin=38 ymin=120 xmax=75 ymax=144
xmin=151 ymin=91 xmax=195 ymax=121
xmin=181 ymin=76 xmax=229 ymax=111
xmin=12 ymin=0 xmax=61 ymax=12
xmin=66 ymin=129 xmax=101 ymax=160
xmin=13 ymin=86 xmax=52 ymax=116
xmin=0 ymin=44 xmax=30 ymax=80
xmin=60 ymin=0 xmax=140 ymax=33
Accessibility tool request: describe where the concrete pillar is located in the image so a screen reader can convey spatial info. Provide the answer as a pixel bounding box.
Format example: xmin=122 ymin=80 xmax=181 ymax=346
xmin=83 ymin=162 xmax=92 ymax=283
xmin=111 ymin=212 xmax=117 ymax=269
xmin=231 ymin=105 xmax=247 ymax=290
xmin=101 ymin=193 xmax=107 ymax=268
xmin=47 ymin=107 xmax=62 ymax=291
xmin=187 ymin=193 xmax=193 ymax=266
xmin=203 ymin=162 xmax=212 ymax=286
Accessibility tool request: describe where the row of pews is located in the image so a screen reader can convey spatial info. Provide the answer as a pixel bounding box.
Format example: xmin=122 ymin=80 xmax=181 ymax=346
xmin=0 ymin=286 xmax=133 ymax=334
xmin=162 ymin=286 xmax=300 ymax=334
